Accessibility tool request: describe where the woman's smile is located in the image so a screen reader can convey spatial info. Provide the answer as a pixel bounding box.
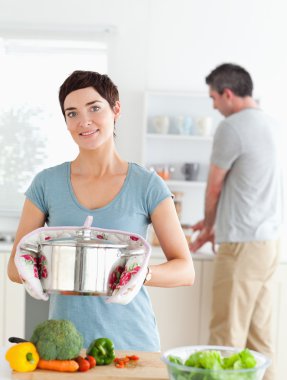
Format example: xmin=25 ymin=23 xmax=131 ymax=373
xmin=79 ymin=129 xmax=99 ymax=137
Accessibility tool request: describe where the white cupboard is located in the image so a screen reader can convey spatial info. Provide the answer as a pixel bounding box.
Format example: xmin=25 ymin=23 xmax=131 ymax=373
xmin=0 ymin=251 xmax=25 ymax=346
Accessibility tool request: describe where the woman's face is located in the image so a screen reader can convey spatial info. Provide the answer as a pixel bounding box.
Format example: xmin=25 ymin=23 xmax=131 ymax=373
xmin=63 ymin=86 xmax=120 ymax=150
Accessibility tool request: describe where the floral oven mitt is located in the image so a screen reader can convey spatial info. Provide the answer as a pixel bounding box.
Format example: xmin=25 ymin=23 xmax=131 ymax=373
xmin=14 ymin=216 xmax=151 ymax=305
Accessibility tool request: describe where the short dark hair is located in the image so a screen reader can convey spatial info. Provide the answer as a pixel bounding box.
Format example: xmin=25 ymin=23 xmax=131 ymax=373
xmin=59 ymin=70 xmax=119 ymax=115
xmin=205 ymin=63 xmax=253 ymax=97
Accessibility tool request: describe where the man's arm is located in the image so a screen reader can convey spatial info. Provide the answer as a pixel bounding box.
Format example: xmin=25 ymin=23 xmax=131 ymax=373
xmin=190 ymin=164 xmax=228 ymax=252
xmin=204 ymin=164 xmax=228 ymax=228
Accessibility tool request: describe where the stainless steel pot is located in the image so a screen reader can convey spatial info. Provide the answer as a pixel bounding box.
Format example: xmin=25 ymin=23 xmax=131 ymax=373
xmin=21 ymin=229 xmax=144 ymax=296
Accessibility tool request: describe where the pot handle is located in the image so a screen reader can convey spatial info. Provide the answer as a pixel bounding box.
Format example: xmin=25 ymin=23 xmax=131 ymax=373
xmin=19 ymin=243 xmax=40 ymax=254
xmin=83 ymin=215 xmax=93 ymax=228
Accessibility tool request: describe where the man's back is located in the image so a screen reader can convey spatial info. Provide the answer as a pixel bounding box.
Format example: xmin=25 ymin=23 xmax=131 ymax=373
xmin=193 ymin=63 xmax=280 ymax=380
xmin=211 ymin=108 xmax=281 ymax=243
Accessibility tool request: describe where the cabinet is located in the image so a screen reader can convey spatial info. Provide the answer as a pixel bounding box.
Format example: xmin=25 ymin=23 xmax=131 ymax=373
xmin=142 ymin=91 xmax=223 ymax=224
xmin=0 ymin=251 xmax=25 ymax=345
xmin=148 ymin=250 xmax=213 ymax=350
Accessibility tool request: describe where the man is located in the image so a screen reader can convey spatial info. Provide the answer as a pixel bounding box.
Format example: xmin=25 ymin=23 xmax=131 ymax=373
xmin=190 ymin=63 xmax=281 ymax=380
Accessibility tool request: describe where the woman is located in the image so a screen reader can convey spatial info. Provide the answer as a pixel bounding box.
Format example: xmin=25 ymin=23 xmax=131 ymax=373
xmin=8 ymin=70 xmax=195 ymax=351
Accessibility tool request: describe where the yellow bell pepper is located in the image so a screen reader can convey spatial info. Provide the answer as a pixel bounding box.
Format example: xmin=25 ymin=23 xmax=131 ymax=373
xmin=5 ymin=342 xmax=39 ymax=372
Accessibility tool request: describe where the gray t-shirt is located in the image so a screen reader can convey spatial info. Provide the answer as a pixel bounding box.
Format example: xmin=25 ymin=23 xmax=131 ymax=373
xmin=211 ymin=108 xmax=281 ymax=243
xmin=25 ymin=162 xmax=171 ymax=350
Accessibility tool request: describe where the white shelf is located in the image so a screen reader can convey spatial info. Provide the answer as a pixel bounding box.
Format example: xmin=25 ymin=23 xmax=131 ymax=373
xmin=166 ymin=180 xmax=206 ymax=187
xmin=146 ymin=133 xmax=212 ymax=142
xmin=143 ymin=91 xmax=215 ymax=223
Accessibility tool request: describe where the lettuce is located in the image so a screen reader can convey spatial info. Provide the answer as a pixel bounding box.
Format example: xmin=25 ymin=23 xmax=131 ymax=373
xmin=222 ymin=349 xmax=257 ymax=370
xmin=168 ymin=355 xmax=184 ymax=365
xmin=167 ymin=348 xmax=258 ymax=380
xmin=185 ymin=350 xmax=223 ymax=370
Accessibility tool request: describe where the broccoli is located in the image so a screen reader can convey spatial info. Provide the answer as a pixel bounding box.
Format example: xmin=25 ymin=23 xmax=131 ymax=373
xmin=30 ymin=319 xmax=84 ymax=360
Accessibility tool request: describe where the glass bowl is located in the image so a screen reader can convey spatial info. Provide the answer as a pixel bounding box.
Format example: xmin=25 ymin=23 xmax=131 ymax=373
xmin=161 ymin=345 xmax=271 ymax=380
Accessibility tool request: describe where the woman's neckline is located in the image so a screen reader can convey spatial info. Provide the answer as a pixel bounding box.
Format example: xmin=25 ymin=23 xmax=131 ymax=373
xmin=66 ymin=161 xmax=132 ymax=212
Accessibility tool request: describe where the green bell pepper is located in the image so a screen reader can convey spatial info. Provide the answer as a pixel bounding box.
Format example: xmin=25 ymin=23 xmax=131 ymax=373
xmin=87 ymin=338 xmax=116 ymax=365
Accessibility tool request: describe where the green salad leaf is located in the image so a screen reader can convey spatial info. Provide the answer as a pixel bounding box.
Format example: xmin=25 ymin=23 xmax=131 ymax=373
xmin=185 ymin=350 xmax=223 ymax=370
xmin=168 ymin=355 xmax=184 ymax=365
xmin=167 ymin=348 xmax=258 ymax=380
xmin=222 ymin=349 xmax=257 ymax=370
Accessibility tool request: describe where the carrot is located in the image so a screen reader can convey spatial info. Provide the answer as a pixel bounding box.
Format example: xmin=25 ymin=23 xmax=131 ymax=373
xmin=37 ymin=359 xmax=79 ymax=372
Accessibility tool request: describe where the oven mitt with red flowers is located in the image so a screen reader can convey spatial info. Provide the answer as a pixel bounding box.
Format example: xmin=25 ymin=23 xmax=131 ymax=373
xmin=14 ymin=216 xmax=151 ymax=304
xmin=15 ymin=244 xmax=49 ymax=301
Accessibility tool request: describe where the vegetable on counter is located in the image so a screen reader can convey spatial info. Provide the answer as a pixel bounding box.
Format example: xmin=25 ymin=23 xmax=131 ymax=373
xmin=5 ymin=342 xmax=39 ymax=372
xmin=114 ymin=354 xmax=140 ymax=368
xmin=222 ymin=348 xmax=257 ymax=370
xmin=30 ymin=319 xmax=83 ymax=360
xmin=85 ymin=355 xmax=97 ymax=368
xmin=87 ymin=337 xmax=116 ymax=365
xmin=168 ymin=355 xmax=184 ymax=365
xmin=185 ymin=349 xmax=223 ymax=370
xmin=168 ymin=348 xmax=257 ymax=380
xmin=75 ymin=356 xmax=90 ymax=372
xmin=37 ymin=359 xmax=79 ymax=372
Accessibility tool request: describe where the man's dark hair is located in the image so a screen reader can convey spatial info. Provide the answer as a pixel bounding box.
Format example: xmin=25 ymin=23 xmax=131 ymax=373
xmin=59 ymin=70 xmax=119 ymax=116
xmin=205 ymin=63 xmax=253 ymax=97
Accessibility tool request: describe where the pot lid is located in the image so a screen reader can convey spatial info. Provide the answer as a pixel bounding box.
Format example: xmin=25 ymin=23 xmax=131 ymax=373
xmin=41 ymin=237 xmax=128 ymax=249
xmin=39 ymin=227 xmax=128 ymax=248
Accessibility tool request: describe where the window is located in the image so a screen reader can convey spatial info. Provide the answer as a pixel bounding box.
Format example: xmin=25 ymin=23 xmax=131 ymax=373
xmin=0 ymin=36 xmax=108 ymax=211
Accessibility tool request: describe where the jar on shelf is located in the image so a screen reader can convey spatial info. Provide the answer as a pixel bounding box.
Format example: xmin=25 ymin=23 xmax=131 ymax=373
xmin=151 ymin=115 xmax=170 ymax=134
xmin=151 ymin=163 xmax=175 ymax=181
xmin=196 ymin=116 xmax=213 ymax=136
xmin=174 ymin=115 xmax=194 ymax=135
xmin=156 ymin=165 xmax=170 ymax=180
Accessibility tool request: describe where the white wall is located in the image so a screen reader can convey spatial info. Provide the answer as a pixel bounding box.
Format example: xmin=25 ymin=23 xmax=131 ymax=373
xmin=1 ymin=0 xmax=286 ymax=161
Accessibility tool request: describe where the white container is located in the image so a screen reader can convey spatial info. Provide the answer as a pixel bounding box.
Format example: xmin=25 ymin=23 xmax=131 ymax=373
xmin=152 ymin=115 xmax=170 ymax=134
xmin=196 ymin=116 xmax=213 ymax=136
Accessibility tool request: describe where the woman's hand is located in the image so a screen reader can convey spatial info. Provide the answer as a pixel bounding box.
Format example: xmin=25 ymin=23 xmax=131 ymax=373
xmin=8 ymin=199 xmax=46 ymax=283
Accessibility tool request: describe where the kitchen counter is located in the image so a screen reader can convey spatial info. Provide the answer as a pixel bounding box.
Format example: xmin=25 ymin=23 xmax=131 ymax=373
xmin=152 ymin=246 xmax=214 ymax=261
xmin=1 ymin=349 xmax=168 ymax=380
xmin=151 ymin=245 xmax=287 ymax=263
xmin=0 ymin=243 xmax=13 ymax=253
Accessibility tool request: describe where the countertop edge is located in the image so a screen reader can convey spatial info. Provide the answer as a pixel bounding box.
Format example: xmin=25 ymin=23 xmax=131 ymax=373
xmin=150 ymin=245 xmax=287 ymax=263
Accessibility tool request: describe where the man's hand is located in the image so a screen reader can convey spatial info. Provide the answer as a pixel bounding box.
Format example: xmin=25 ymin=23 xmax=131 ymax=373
xmin=191 ymin=220 xmax=205 ymax=233
xmin=189 ymin=220 xmax=216 ymax=253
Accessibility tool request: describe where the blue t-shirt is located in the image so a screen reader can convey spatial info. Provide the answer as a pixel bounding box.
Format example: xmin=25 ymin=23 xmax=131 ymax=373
xmin=25 ymin=162 xmax=171 ymax=351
